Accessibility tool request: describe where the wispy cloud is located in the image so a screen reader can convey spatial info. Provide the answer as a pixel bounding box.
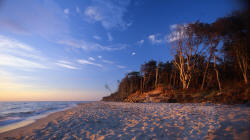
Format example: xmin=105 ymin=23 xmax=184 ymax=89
xmin=77 ymin=59 xmax=103 ymax=67
xmin=85 ymin=6 xmax=102 ymax=21
xmin=0 ymin=35 xmax=48 ymax=70
xmin=148 ymin=34 xmax=165 ymax=44
xmin=167 ymin=24 xmax=186 ymax=43
xmin=84 ymin=0 xmax=131 ymax=30
xmin=57 ymin=40 xmax=82 ymax=49
xmin=137 ymin=39 xmax=144 ymax=45
xmin=56 ymin=60 xmax=79 ymax=70
xmin=102 ymin=59 xmax=114 ymax=64
xmin=76 ymin=6 xmax=80 ymax=13
xmin=64 ymin=8 xmax=70 ymax=15
xmin=0 ymin=35 xmax=34 ymax=51
xmin=57 ymin=39 xmax=127 ymax=51
xmin=107 ymin=32 xmax=113 ymax=41
xmin=93 ymin=35 xmax=101 ymax=40
xmin=117 ymin=65 xmax=126 ymax=69
xmin=170 ymin=24 xmax=178 ymax=30
xmin=131 ymin=52 xmax=136 ymax=56
xmin=88 ymin=57 xmax=95 ymax=61
xmin=96 ymin=55 xmax=114 ymax=64
xmin=0 ymin=54 xmax=48 ymax=69
xmin=0 ymin=35 xmax=45 ymax=61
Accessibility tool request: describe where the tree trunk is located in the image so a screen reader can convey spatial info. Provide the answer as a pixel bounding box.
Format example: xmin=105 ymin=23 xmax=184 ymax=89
xmin=140 ymin=77 xmax=143 ymax=94
xmin=173 ymin=71 xmax=176 ymax=88
xmin=170 ymin=72 xmax=173 ymax=87
xmin=201 ymin=55 xmax=212 ymax=90
xmin=143 ymin=74 xmax=146 ymax=92
xmin=213 ymin=55 xmax=222 ymax=92
xmin=243 ymin=73 xmax=248 ymax=84
xmin=239 ymin=58 xmax=248 ymax=84
xmin=236 ymin=50 xmax=248 ymax=84
xmin=155 ymin=66 xmax=159 ymax=88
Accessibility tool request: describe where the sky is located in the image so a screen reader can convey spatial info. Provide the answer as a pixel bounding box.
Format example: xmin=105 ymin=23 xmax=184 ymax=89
xmin=0 ymin=0 xmax=241 ymax=101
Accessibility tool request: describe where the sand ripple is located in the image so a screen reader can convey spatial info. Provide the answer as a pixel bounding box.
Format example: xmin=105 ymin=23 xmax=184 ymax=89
xmin=1 ymin=102 xmax=249 ymax=140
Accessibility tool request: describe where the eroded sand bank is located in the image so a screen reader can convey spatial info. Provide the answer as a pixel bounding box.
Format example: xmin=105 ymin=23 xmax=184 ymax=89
xmin=0 ymin=102 xmax=249 ymax=140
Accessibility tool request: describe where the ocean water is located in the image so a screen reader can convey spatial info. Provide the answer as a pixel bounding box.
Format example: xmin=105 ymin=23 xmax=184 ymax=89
xmin=0 ymin=101 xmax=88 ymax=133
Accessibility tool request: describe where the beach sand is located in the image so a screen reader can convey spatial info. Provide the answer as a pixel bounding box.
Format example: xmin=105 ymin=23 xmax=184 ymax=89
xmin=0 ymin=102 xmax=249 ymax=140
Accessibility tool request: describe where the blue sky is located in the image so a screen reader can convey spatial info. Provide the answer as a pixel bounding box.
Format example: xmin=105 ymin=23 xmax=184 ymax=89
xmin=0 ymin=0 xmax=240 ymax=101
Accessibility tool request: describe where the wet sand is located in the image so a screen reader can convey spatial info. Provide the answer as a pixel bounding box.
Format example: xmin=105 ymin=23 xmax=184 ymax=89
xmin=0 ymin=102 xmax=249 ymax=140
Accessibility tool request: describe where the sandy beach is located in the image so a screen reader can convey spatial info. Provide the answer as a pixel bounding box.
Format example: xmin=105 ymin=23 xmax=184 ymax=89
xmin=0 ymin=102 xmax=249 ymax=140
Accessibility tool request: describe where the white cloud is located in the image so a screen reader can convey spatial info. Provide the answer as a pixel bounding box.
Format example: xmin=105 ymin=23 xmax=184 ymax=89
xmin=0 ymin=54 xmax=47 ymax=69
xmin=0 ymin=35 xmax=34 ymax=51
xmin=56 ymin=60 xmax=79 ymax=70
xmin=56 ymin=63 xmax=78 ymax=70
xmin=85 ymin=7 xmax=102 ymax=21
xmin=0 ymin=35 xmax=48 ymax=70
xmin=57 ymin=60 xmax=72 ymax=65
xmin=102 ymin=59 xmax=114 ymax=64
xmin=167 ymin=31 xmax=184 ymax=43
xmin=117 ymin=65 xmax=126 ymax=69
xmin=84 ymin=0 xmax=131 ymax=30
xmin=107 ymin=33 xmax=113 ymax=41
xmin=57 ymin=40 xmax=82 ymax=49
xmin=131 ymin=52 xmax=136 ymax=56
xmin=64 ymin=8 xmax=70 ymax=15
xmin=167 ymin=24 xmax=187 ymax=43
xmin=77 ymin=59 xmax=102 ymax=67
xmin=170 ymin=24 xmax=178 ymax=30
xmin=76 ymin=6 xmax=80 ymax=13
xmin=57 ymin=39 xmax=127 ymax=51
xmin=96 ymin=55 xmax=114 ymax=64
xmin=93 ymin=35 xmax=101 ymax=40
xmin=148 ymin=34 xmax=164 ymax=44
xmin=0 ymin=35 xmax=45 ymax=61
xmin=88 ymin=57 xmax=95 ymax=61
xmin=137 ymin=39 xmax=144 ymax=45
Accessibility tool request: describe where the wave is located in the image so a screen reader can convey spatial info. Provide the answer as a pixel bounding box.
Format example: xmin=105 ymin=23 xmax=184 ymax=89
xmin=0 ymin=101 xmax=86 ymax=127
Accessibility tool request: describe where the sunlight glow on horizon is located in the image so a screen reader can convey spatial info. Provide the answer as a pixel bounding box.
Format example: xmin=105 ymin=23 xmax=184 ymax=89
xmin=0 ymin=0 xmax=239 ymax=101
xmin=0 ymin=89 xmax=101 ymax=101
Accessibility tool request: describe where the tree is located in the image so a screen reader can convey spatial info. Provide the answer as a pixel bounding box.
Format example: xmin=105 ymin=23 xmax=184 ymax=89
xmin=170 ymin=24 xmax=201 ymax=89
xmin=189 ymin=22 xmax=211 ymax=90
xmin=104 ymin=84 xmax=112 ymax=92
xmin=218 ymin=11 xmax=249 ymax=84
xmin=190 ymin=21 xmax=222 ymax=91
xmin=103 ymin=10 xmax=249 ymax=102
xmin=140 ymin=60 xmax=157 ymax=91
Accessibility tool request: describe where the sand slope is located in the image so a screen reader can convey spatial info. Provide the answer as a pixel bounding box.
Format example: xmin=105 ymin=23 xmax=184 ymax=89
xmin=0 ymin=102 xmax=249 ymax=140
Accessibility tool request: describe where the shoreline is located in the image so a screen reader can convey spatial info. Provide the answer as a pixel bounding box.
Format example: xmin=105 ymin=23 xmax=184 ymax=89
xmin=0 ymin=104 xmax=80 ymax=139
xmin=0 ymin=102 xmax=249 ymax=140
xmin=0 ymin=103 xmax=79 ymax=134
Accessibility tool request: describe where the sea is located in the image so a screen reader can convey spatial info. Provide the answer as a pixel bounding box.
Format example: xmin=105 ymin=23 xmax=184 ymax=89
xmin=0 ymin=101 xmax=88 ymax=133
